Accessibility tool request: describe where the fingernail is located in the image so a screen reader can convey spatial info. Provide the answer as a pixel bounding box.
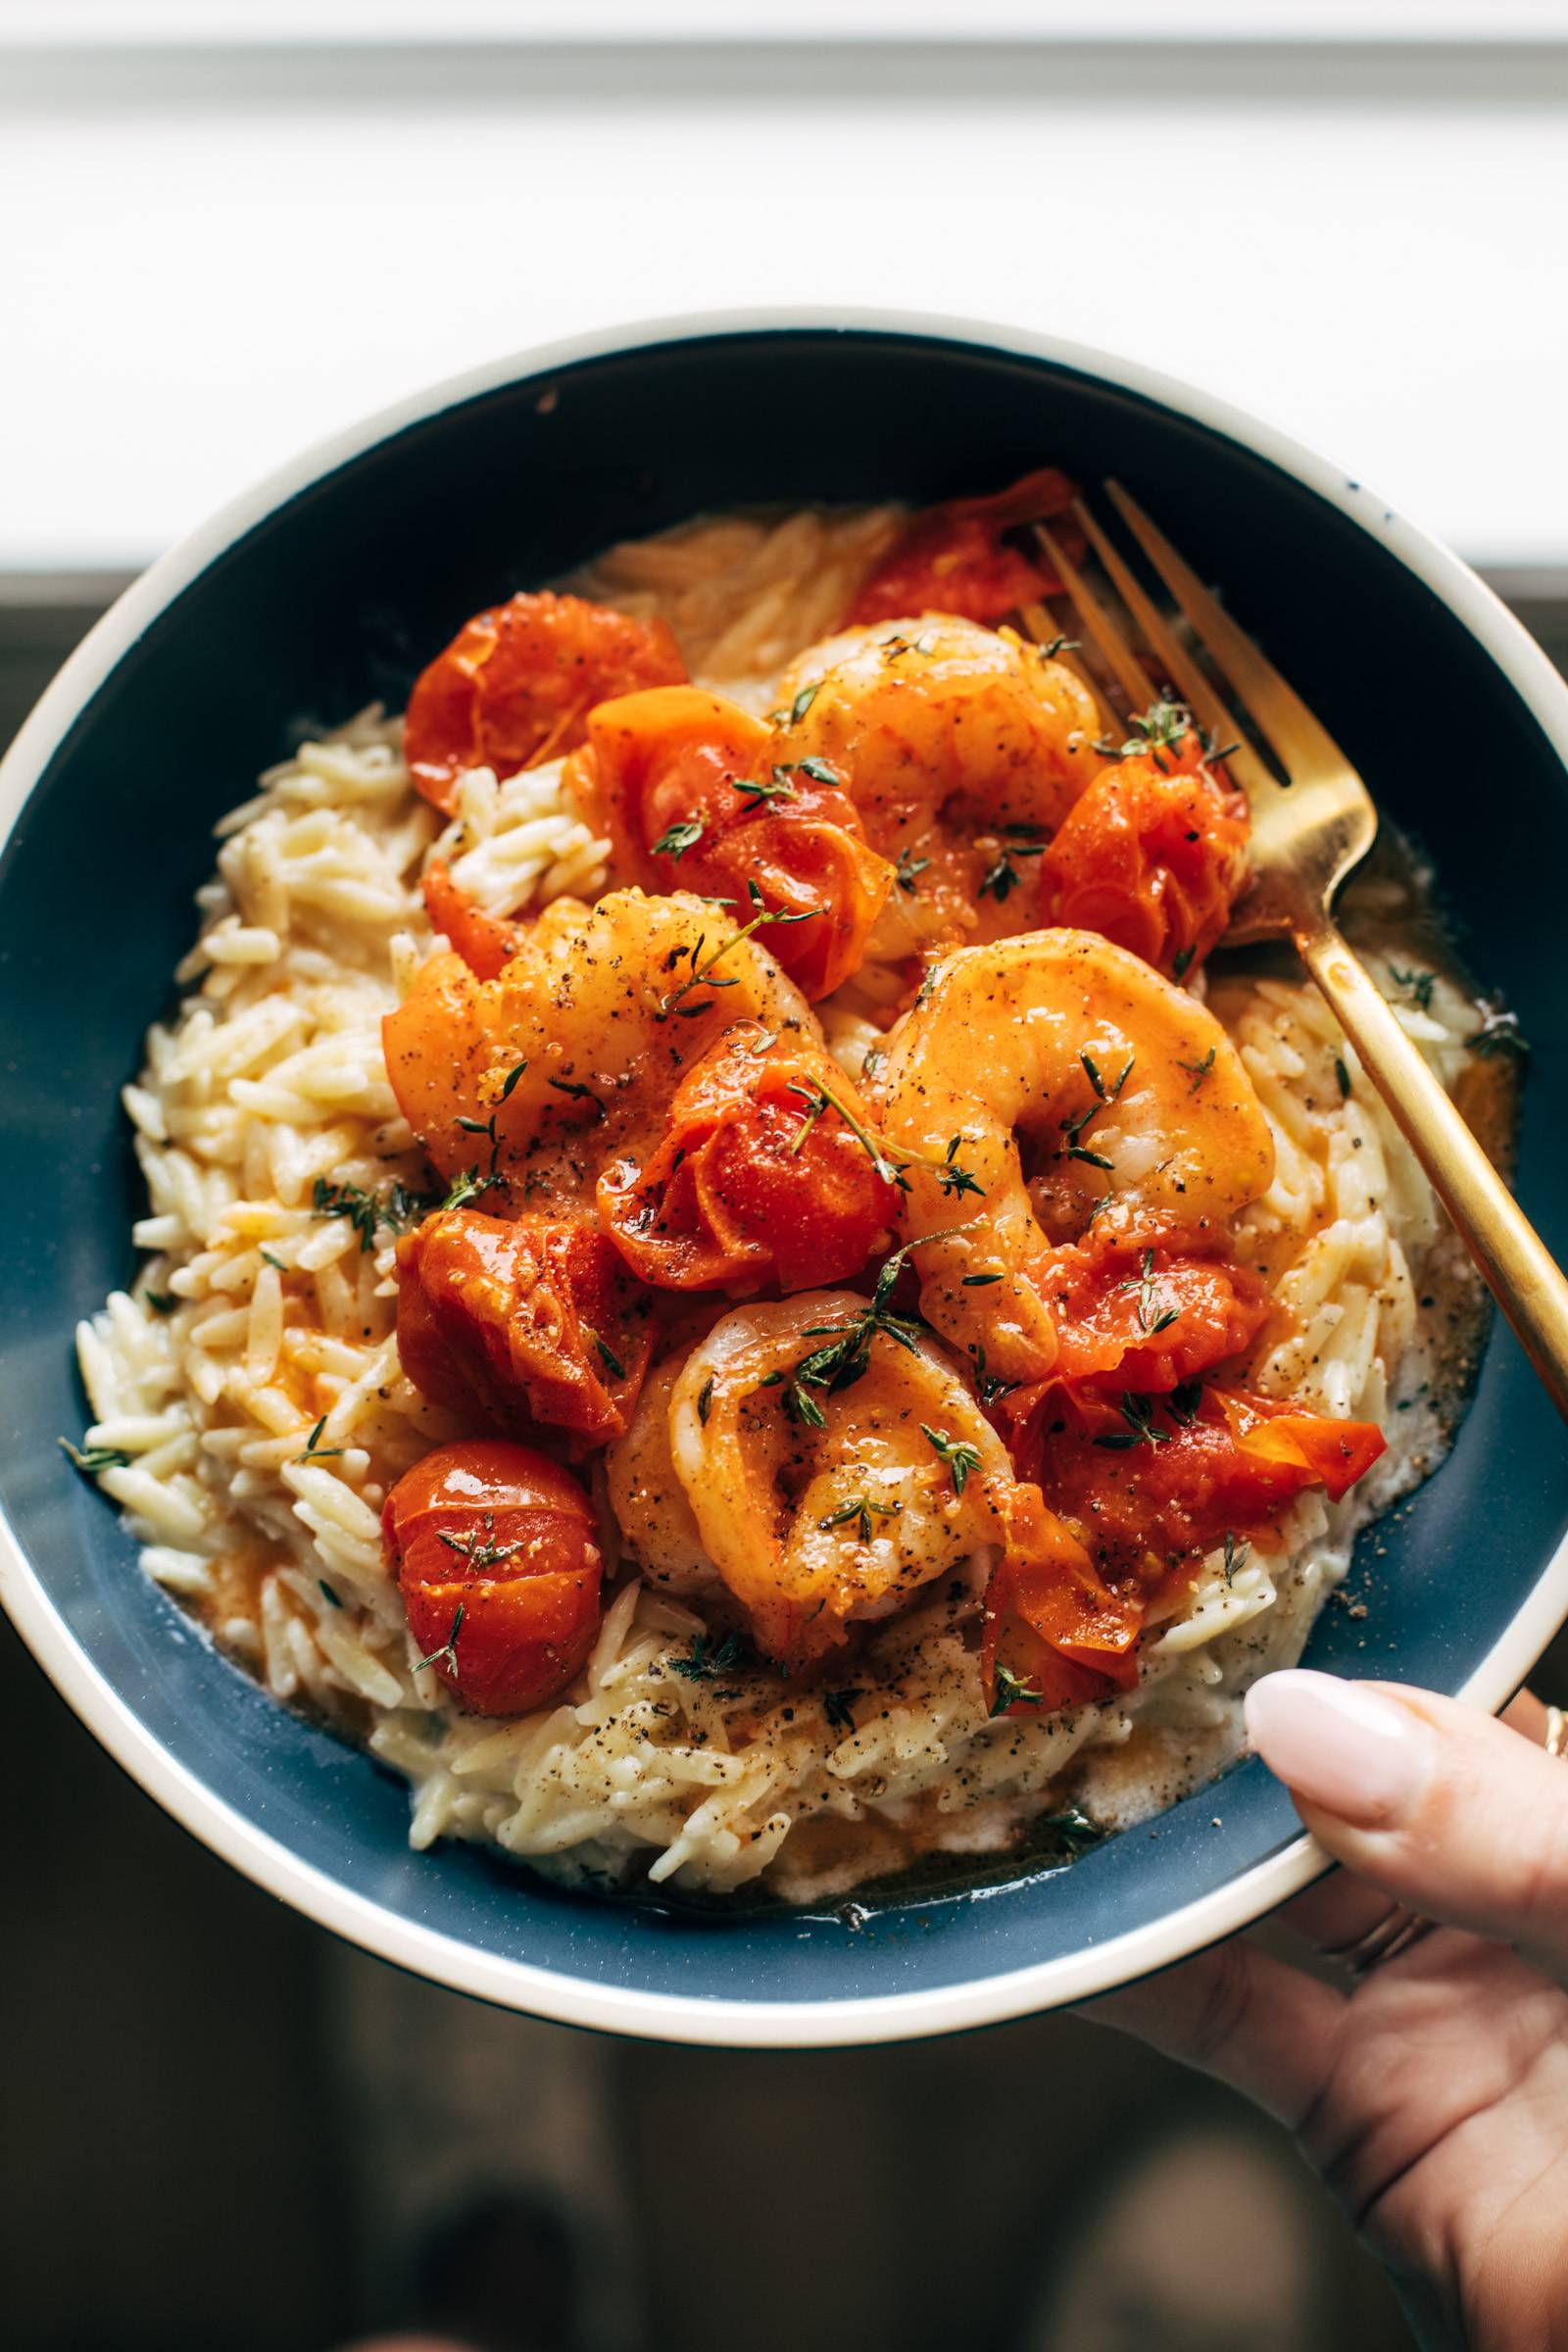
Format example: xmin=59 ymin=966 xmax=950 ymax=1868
xmin=1245 ymin=1670 xmax=1435 ymax=1825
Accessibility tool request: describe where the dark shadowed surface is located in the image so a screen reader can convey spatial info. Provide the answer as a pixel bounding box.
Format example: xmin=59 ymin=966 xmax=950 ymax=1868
xmin=1 ymin=327 xmax=1566 ymax=2027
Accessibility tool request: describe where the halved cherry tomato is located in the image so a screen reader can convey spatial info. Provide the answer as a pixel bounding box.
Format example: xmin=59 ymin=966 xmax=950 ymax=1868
xmin=405 ymin=591 xmax=686 ymax=813
xmin=1013 ymin=1381 xmax=1386 ymax=1591
xmin=571 ymin=685 xmax=892 ymax=1001
xmin=847 ymin=468 xmax=1079 ymax=628
xmin=1041 ymin=1237 xmax=1270 ymax=1394
xmin=422 ymin=860 xmax=524 ymax=982
xmin=382 ymin=1438 xmax=601 ymax=1715
xmin=1039 ymin=739 xmax=1250 ymax=980
xmin=982 ymin=1483 xmax=1144 ymax=1717
xmin=396 ymin=1209 xmax=655 ymax=1447
xmin=598 ymin=1020 xmax=899 ymax=1293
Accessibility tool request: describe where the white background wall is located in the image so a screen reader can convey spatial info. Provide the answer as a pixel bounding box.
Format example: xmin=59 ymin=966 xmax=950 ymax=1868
xmin=4 ymin=10 xmax=1566 ymax=572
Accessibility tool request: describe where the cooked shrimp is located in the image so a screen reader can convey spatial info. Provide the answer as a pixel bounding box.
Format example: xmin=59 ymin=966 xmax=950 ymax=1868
xmin=383 ymin=887 xmax=817 ymax=1210
xmin=665 ymin=1287 xmax=1015 ymax=1669
xmin=604 ymin=1352 xmax=721 ymax=1598
xmin=874 ymin=929 xmax=1275 ymax=1382
xmin=774 ymin=616 xmax=1102 ymax=954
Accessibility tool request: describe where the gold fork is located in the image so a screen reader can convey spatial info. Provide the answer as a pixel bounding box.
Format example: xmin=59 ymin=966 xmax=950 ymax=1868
xmin=1027 ymin=483 xmax=1568 ymax=1422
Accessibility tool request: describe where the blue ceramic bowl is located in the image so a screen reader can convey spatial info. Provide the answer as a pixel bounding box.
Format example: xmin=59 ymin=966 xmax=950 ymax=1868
xmin=3 ymin=313 xmax=1567 ymax=2046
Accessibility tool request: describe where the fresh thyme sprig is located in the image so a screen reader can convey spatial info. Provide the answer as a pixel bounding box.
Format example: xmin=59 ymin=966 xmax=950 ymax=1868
xmin=653 ymin=816 xmax=705 ymax=859
xmin=670 ymin=1631 xmax=744 ymax=1684
xmin=293 ymin=1415 xmax=347 ymax=1464
xmin=979 ymin=838 xmax=1047 ymax=904
xmin=990 ymin=1662 xmax=1043 ymax=1716
xmin=1096 ymin=695 xmax=1191 ymax=761
xmin=415 ymin=1600 xmax=465 ymax=1678
xmin=1059 ymin=1051 xmax=1134 ymax=1170
xmin=778 ymin=1233 xmax=959 ymax=1428
xmin=1117 ymin=1248 xmax=1180 ymax=1338
xmin=547 ymin=1076 xmax=605 ymax=1119
xmin=736 ymin=769 xmax=799 ymax=808
xmin=313 ymin=1173 xmax=451 ymax=1250
xmin=1388 ymin=962 xmax=1436 ymax=1014
xmin=895 ymin=846 xmax=931 ymax=894
xmin=1222 ymin=1530 xmax=1251 ymax=1585
xmin=920 ymin=1424 xmax=983 ymax=1496
xmin=1177 ymin=1046 xmax=1215 ymax=1093
xmin=660 ymin=881 xmax=820 ymax=1019
xmin=970 ymin=1343 xmax=1022 ymax=1411
xmin=1093 ymin=1391 xmax=1173 ymax=1450
xmin=437 ymin=1512 xmax=521 ymax=1572
xmin=436 ymin=1166 xmax=507 ymax=1215
xmin=783 ymin=1076 xmax=984 ymax=1201
xmin=822 ymin=1687 xmax=864 ymax=1734
xmin=59 ymin=1437 xmax=132 ymax=1474
xmin=818 ymin=1494 xmax=901 ymax=1544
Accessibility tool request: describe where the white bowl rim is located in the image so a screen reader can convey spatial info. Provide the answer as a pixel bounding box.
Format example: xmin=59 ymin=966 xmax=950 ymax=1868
xmin=3 ymin=303 xmax=1567 ymax=2049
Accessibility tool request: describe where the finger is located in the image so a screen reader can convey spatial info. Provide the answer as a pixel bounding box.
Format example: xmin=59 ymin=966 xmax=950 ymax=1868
xmin=1503 ymin=1687 xmax=1550 ymax=1743
xmin=1277 ymin=1868 xmax=1399 ymax=1958
xmin=1246 ymin=1670 xmax=1568 ymax=1979
xmin=1081 ymin=1935 xmax=1344 ymax=2127
xmin=1276 ymin=1689 xmax=1557 ymax=1958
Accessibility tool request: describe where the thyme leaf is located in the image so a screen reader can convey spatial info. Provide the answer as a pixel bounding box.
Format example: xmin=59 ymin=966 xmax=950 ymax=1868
xmin=1093 ymin=1391 xmax=1172 ymax=1450
xmin=990 ymin=1662 xmax=1043 ymax=1717
xmin=652 ymin=816 xmax=706 ymax=859
xmin=293 ymin=1415 xmax=346 ymax=1463
xmin=818 ymin=1494 xmax=900 ymax=1544
xmin=920 ymin=1424 xmax=983 ymax=1496
xmin=415 ymin=1600 xmax=465 ymax=1679
xmin=670 ymin=1631 xmax=744 ymax=1684
xmin=60 ymin=1437 xmax=131 ymax=1474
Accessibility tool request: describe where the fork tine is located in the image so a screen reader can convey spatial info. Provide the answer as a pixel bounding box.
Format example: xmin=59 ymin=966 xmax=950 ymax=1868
xmin=1033 ymin=520 xmax=1152 ymax=714
xmin=1014 ymin=596 xmax=1124 ymax=738
xmin=1104 ymin=481 xmax=1348 ymax=776
xmin=1069 ymin=499 xmax=1274 ymax=803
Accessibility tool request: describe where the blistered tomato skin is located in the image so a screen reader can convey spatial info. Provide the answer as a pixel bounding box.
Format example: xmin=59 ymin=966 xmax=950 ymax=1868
xmin=1008 ymin=1382 xmax=1387 ymax=1592
xmin=382 ymin=1438 xmax=602 ymax=1715
xmin=404 ymin=591 xmax=687 ymax=813
xmin=848 ymin=468 xmax=1078 ymax=628
xmin=1039 ymin=738 xmax=1250 ymax=981
xmin=396 ymin=1210 xmax=655 ymax=1448
xmin=598 ymin=1021 xmax=898 ymax=1295
xmin=569 ymin=685 xmax=892 ymax=1002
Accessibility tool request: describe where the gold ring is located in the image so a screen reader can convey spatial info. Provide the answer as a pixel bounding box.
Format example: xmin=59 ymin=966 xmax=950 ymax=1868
xmin=1325 ymin=1905 xmax=1436 ymax=1977
xmin=1544 ymin=1704 xmax=1568 ymax=1760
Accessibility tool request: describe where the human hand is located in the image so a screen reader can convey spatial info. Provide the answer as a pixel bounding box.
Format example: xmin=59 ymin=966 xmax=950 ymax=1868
xmin=1089 ymin=1671 xmax=1568 ymax=2352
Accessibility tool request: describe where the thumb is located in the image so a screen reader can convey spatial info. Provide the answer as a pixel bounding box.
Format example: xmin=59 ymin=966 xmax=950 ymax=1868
xmin=1246 ymin=1669 xmax=1568 ymax=1979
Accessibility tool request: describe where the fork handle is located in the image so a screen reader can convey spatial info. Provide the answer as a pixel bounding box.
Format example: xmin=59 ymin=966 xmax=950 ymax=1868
xmin=1298 ymin=919 xmax=1568 ymax=1423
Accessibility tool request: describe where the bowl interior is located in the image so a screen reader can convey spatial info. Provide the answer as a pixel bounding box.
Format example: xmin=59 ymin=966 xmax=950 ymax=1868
xmin=3 ymin=325 xmax=1567 ymax=2030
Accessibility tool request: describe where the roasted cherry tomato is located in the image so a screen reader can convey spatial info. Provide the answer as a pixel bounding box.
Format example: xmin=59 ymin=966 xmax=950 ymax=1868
xmin=382 ymin=1438 xmax=601 ymax=1714
xmin=396 ymin=1209 xmax=655 ymax=1447
xmin=405 ymin=591 xmax=686 ymax=813
xmin=982 ymin=1483 xmax=1144 ymax=1717
xmin=1040 ymin=1237 xmax=1270 ymax=1395
xmin=1039 ymin=737 xmax=1250 ymax=980
xmin=598 ymin=1020 xmax=899 ymax=1293
xmin=847 ymin=468 xmax=1079 ymax=629
xmin=422 ymin=860 xmax=524 ymax=982
xmin=571 ymin=685 xmax=892 ymax=1001
xmin=1012 ymin=1381 xmax=1386 ymax=1592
